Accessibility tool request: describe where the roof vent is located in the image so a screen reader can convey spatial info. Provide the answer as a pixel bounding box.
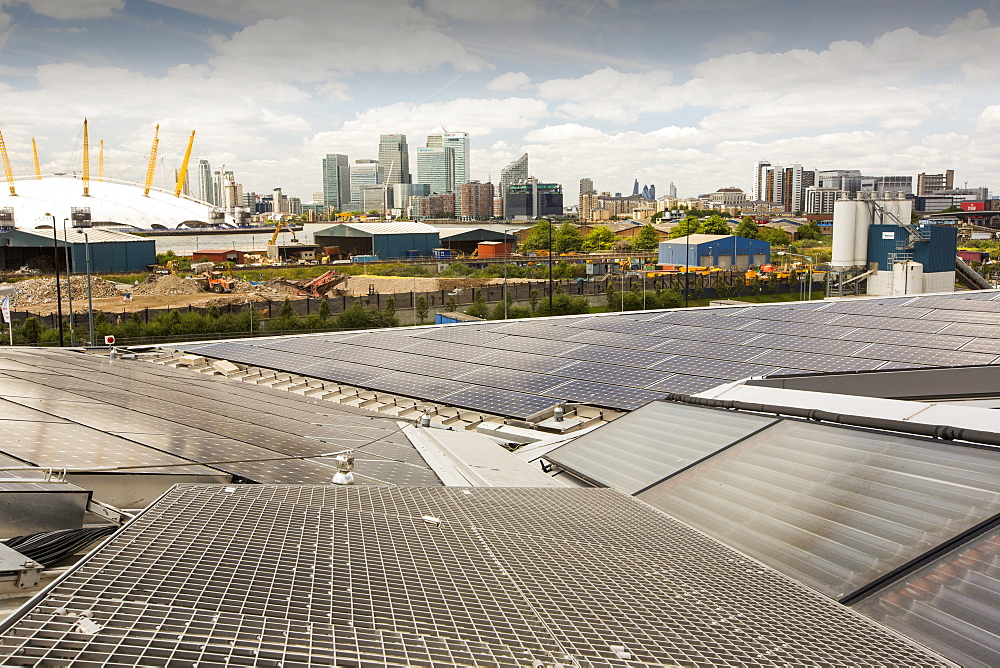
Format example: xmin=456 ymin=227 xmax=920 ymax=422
xmin=331 ymin=454 xmax=354 ymax=485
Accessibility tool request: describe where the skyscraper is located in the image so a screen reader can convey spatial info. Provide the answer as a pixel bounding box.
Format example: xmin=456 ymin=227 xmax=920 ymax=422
xmin=321 ymin=153 xmax=350 ymax=211
xmin=460 ymin=181 xmax=494 ymax=220
xmin=752 ymin=160 xmax=771 ymax=201
xmin=669 ymin=182 xmax=677 ymax=198
xmin=350 ymin=160 xmax=379 ymax=210
xmin=378 ymin=134 xmax=410 ymax=185
xmin=416 ymin=146 xmax=453 ymax=196
xmin=580 ymin=177 xmax=594 ymax=195
xmin=499 ymin=153 xmax=528 ymax=216
xmin=632 ymin=179 xmax=640 ymax=196
xmin=197 ymin=159 xmax=213 ymax=204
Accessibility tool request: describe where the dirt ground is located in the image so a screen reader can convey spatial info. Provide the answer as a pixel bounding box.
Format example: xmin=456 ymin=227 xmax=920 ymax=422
xmin=24 ymin=292 xmax=272 ymax=316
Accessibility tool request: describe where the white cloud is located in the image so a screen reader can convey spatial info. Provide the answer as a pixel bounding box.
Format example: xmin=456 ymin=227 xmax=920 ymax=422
xmin=486 ymin=71 xmax=531 ymax=91
xmin=7 ymin=0 xmax=124 ymax=19
xmin=424 ymin=0 xmax=541 ymax=22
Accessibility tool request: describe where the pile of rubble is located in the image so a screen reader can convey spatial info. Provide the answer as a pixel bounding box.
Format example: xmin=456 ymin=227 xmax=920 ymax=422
xmin=232 ymin=281 xmax=279 ymax=295
xmin=131 ymin=275 xmax=206 ymax=296
xmin=11 ymin=276 xmax=121 ymax=305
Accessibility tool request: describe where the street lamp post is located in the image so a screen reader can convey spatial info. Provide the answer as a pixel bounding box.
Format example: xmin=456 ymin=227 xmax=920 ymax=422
xmin=547 ymin=219 xmax=553 ymax=315
xmin=47 ymin=214 xmax=64 ymax=346
xmin=503 ymin=228 xmax=518 ymax=319
xmin=62 ymin=218 xmax=74 ymax=346
xmin=84 ymin=232 xmax=94 ymax=345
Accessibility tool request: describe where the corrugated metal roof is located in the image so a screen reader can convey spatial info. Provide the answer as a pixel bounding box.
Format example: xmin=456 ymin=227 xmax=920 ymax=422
xmin=661 ymin=234 xmax=736 ymax=244
xmin=17 ymin=227 xmax=149 ymax=243
xmin=331 ymin=221 xmax=439 ymax=235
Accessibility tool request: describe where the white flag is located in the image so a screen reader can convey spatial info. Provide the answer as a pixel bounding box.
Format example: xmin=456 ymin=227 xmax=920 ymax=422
xmin=0 ymin=296 xmax=9 ymax=324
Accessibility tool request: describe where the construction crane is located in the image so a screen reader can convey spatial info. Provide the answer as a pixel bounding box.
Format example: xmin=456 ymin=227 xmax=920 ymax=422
xmin=0 ymin=130 xmax=16 ymax=196
xmin=98 ymin=140 xmax=104 ymax=181
xmin=31 ymin=138 xmax=41 ymax=179
xmin=175 ymin=130 xmax=195 ymax=197
xmin=82 ymin=119 xmax=90 ymax=197
xmin=143 ymin=124 xmax=159 ymax=197
xmin=268 ymin=221 xmax=299 ymax=245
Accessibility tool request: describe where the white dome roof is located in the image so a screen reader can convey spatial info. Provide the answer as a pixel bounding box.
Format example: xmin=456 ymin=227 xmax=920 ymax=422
xmin=0 ymin=175 xmax=234 ymax=230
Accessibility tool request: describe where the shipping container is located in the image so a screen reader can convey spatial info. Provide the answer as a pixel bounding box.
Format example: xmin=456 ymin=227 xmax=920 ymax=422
xmin=432 ymin=248 xmax=452 ymax=259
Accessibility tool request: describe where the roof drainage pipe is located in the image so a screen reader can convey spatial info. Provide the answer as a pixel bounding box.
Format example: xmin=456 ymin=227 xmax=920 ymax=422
xmin=665 ymin=393 xmax=1000 ymax=448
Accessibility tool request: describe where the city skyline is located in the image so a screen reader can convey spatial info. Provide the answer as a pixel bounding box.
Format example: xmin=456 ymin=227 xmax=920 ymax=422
xmin=0 ymin=1 xmax=997 ymax=204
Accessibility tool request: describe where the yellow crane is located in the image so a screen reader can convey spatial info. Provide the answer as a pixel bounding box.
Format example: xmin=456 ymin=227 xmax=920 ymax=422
xmin=0 ymin=130 xmax=16 ymax=196
xmin=175 ymin=130 xmax=195 ymax=197
xmin=268 ymin=221 xmax=298 ymax=245
xmin=82 ymin=119 xmax=90 ymax=197
xmin=31 ymin=138 xmax=41 ymax=179
xmin=143 ymin=124 xmax=159 ymax=197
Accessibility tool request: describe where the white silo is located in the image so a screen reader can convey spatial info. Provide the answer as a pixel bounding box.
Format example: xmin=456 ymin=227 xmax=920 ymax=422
xmin=831 ymin=201 xmax=857 ymax=268
xmin=853 ymin=200 xmax=873 ymax=268
xmin=892 ymin=260 xmax=923 ymax=295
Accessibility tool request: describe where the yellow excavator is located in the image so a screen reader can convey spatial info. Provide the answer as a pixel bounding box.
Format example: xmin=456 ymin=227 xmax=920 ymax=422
xmin=268 ymin=221 xmax=299 ymax=245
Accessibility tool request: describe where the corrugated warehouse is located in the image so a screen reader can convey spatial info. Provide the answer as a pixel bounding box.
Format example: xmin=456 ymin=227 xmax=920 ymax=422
xmin=658 ymin=234 xmax=770 ymax=268
xmin=867 ymin=223 xmax=957 ymax=272
xmin=0 ymin=227 xmax=156 ymax=273
xmin=437 ymin=227 xmax=515 ymax=255
xmin=313 ymin=221 xmax=440 ymax=259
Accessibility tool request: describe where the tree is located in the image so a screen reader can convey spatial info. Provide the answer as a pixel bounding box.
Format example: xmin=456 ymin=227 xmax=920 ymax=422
xmin=553 ymin=222 xmax=584 ymax=253
xmin=464 ymin=291 xmax=488 ymax=319
xmin=668 ymin=217 xmax=700 ymax=239
xmin=633 ymin=224 xmax=661 ymax=251
xmin=445 ymin=295 xmax=457 ymax=312
xmin=416 ymin=296 xmax=429 ymax=323
xmin=735 ymin=216 xmax=759 ymax=239
xmin=582 ymin=225 xmax=616 ymax=251
xmin=318 ymin=298 xmax=331 ymax=320
xmin=796 ymin=221 xmax=823 ymax=241
xmin=519 ymin=220 xmax=554 ymax=252
xmin=757 ymin=227 xmax=790 ymax=246
xmin=20 ymin=317 xmax=40 ymax=344
xmin=529 ymin=289 xmax=539 ymax=312
xmin=612 ymin=238 xmax=634 ymax=252
xmin=383 ymin=295 xmax=396 ymax=320
xmin=698 ymin=214 xmax=732 ymax=236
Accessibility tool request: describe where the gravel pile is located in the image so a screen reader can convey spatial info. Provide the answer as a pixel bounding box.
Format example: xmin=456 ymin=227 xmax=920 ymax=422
xmin=131 ymin=274 xmax=206 ymax=296
xmin=11 ymin=276 xmax=122 ymax=305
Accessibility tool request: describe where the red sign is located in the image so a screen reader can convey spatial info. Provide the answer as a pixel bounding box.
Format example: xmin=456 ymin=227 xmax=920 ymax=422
xmin=961 ymin=201 xmax=986 ymax=211
xmin=104 ymin=335 xmax=116 ymax=345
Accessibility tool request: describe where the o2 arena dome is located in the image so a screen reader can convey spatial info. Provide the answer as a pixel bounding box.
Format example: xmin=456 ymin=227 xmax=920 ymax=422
xmin=0 ymin=175 xmax=234 ymax=230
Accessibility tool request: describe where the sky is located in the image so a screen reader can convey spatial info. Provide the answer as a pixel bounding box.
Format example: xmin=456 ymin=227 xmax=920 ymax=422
xmin=1 ymin=0 xmax=999 ymax=204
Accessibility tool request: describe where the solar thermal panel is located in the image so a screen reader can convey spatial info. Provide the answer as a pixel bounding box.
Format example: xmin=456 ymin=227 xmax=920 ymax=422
xmin=638 ymin=419 xmax=1000 ymax=600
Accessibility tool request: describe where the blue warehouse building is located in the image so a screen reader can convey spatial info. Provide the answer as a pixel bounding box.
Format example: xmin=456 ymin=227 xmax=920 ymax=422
xmin=658 ymin=234 xmax=770 ymax=269
xmin=0 ymin=228 xmax=156 ymax=273
xmin=314 ymin=221 xmax=441 ymax=260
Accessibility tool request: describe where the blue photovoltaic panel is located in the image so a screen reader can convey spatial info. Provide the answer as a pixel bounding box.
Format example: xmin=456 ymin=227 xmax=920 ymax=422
xmin=852 ymin=344 xmax=998 ymax=366
xmin=645 ymin=374 xmax=727 ymax=394
xmin=560 ymin=344 xmax=668 ymax=368
xmin=411 ymin=326 xmax=508 ymax=345
xmin=358 ymin=372 xmax=470 ymax=402
xmin=738 ymin=319 xmax=859 ymax=339
xmin=550 ymin=360 xmax=671 ymax=389
xmin=649 ymin=312 xmax=757 ymax=329
xmin=439 ymin=386 xmax=557 ymax=418
xmin=390 ymin=338 xmax=486 ymax=360
xmin=937 ymin=321 xmax=1000 ymax=338
xmin=564 ymin=329 xmax=662 ymax=350
xmin=961 ymin=339 xmax=1000 ymax=355
xmin=743 ymin=333 xmax=872 ymax=357
xmin=454 ymin=367 xmax=570 ymax=395
xmin=837 ymin=328 xmax=973 ymax=350
xmin=489 ymin=336 xmax=585 ymax=356
xmin=742 ymin=308 xmax=847 ymax=325
xmin=827 ymin=315 xmax=948 ymax=334
xmin=820 ymin=302 xmax=935 ymax=319
xmin=748 ymin=350 xmax=885 ymax=373
xmin=655 ymin=325 xmax=765 ymax=345
xmin=541 ymin=380 xmax=666 ymax=410
xmin=651 ymin=355 xmax=783 ymax=380
xmin=467 ymin=349 xmax=574 ymax=373
xmin=649 ymin=339 xmax=770 ymax=363
xmin=568 ymin=318 xmax=673 ymax=336
xmin=388 ymin=355 xmax=485 ymax=379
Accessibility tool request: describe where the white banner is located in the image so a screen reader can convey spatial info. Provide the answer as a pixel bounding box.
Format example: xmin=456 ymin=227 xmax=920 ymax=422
xmin=1 ymin=296 xmax=9 ymax=324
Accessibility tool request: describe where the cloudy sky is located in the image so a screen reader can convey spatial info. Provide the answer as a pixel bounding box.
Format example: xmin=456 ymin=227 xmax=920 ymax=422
xmin=1 ymin=0 xmax=999 ymax=203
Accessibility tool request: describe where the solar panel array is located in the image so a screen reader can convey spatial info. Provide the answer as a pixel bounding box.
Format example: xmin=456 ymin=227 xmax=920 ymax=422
xmin=543 ymin=399 xmax=1000 ymax=666
xmin=0 ymin=484 xmax=952 ymax=667
xmin=177 ymin=291 xmax=1000 ymax=419
xmin=0 ymin=349 xmax=440 ymax=486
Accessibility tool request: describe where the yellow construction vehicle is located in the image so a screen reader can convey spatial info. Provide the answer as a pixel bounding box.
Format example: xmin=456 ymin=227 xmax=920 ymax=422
xmin=268 ymin=221 xmax=299 ymax=245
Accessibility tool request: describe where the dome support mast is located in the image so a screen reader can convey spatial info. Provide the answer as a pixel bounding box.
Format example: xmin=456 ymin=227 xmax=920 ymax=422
xmin=0 ymin=131 xmax=16 ymax=196
xmin=143 ymin=124 xmax=159 ymax=197
xmin=175 ymin=130 xmax=195 ymax=197
xmin=82 ymin=119 xmax=90 ymax=197
xmin=32 ymin=138 xmax=41 ymax=179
